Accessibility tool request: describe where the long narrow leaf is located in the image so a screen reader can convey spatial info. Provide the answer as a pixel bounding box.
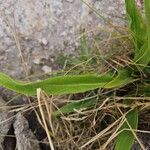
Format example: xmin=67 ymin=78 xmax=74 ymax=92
xmin=125 ymin=0 xmax=150 ymax=69
xmin=104 ymin=69 xmax=134 ymax=88
xmin=53 ymin=96 xmax=97 ymax=117
xmin=0 ymin=69 xmax=134 ymax=96
xmin=126 ymin=0 xmax=150 ymax=69
xmin=115 ymin=108 xmax=138 ymax=150
xmin=145 ymin=0 xmax=150 ymax=46
xmin=134 ymin=42 xmax=149 ymax=66
xmin=125 ymin=0 xmax=146 ymax=50
xmin=134 ymin=0 xmax=150 ymax=68
xmin=137 ymin=0 xmax=150 ymax=67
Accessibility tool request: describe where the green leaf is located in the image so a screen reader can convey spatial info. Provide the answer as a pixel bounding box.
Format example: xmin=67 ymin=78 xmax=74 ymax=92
xmin=53 ymin=96 xmax=97 ymax=117
xmin=138 ymin=84 xmax=150 ymax=96
xmin=144 ymin=0 xmax=150 ymax=46
xmin=80 ymin=34 xmax=91 ymax=60
xmin=0 ymin=69 xmax=134 ymax=96
xmin=115 ymin=108 xmax=138 ymax=150
xmin=126 ymin=0 xmax=150 ymax=69
xmin=133 ymin=42 xmax=149 ymax=67
xmin=125 ymin=0 xmax=146 ymax=50
xmin=104 ymin=69 xmax=134 ymax=88
xmin=137 ymin=0 xmax=150 ymax=67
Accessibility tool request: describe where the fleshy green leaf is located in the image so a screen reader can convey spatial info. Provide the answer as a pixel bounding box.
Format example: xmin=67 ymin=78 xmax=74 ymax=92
xmin=0 ymin=69 xmax=134 ymax=96
xmin=115 ymin=108 xmax=138 ymax=150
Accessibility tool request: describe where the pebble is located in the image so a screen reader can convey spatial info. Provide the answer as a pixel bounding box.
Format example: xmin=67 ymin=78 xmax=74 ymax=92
xmin=41 ymin=38 xmax=48 ymax=46
xmin=66 ymin=0 xmax=74 ymax=2
xmin=41 ymin=65 xmax=52 ymax=73
xmin=33 ymin=58 xmax=41 ymax=65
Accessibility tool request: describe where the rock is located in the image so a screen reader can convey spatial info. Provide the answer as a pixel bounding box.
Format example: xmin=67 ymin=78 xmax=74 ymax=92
xmin=13 ymin=113 xmax=40 ymax=150
xmin=0 ymin=97 xmax=14 ymax=149
xmin=39 ymin=38 xmax=48 ymax=46
xmin=0 ymin=0 xmax=125 ymax=78
xmin=66 ymin=0 xmax=74 ymax=3
xmin=33 ymin=58 xmax=41 ymax=65
xmin=42 ymin=65 xmax=52 ymax=73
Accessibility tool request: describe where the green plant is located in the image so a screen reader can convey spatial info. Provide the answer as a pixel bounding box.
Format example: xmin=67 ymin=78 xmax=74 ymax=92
xmin=56 ymin=33 xmax=96 ymax=72
xmin=0 ymin=0 xmax=150 ymax=149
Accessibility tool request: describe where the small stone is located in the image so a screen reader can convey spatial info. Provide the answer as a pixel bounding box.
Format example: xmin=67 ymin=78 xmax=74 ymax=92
xmin=66 ymin=0 xmax=74 ymax=3
xmin=40 ymin=38 xmax=48 ymax=45
xmin=33 ymin=58 xmax=41 ymax=65
xmin=42 ymin=65 xmax=52 ymax=73
xmin=0 ymin=56 xmax=6 ymax=61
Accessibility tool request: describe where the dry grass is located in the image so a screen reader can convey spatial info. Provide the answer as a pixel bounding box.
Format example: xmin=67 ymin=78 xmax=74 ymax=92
xmin=26 ymin=89 xmax=150 ymax=150
xmin=0 ymin=102 xmax=143 ymax=150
